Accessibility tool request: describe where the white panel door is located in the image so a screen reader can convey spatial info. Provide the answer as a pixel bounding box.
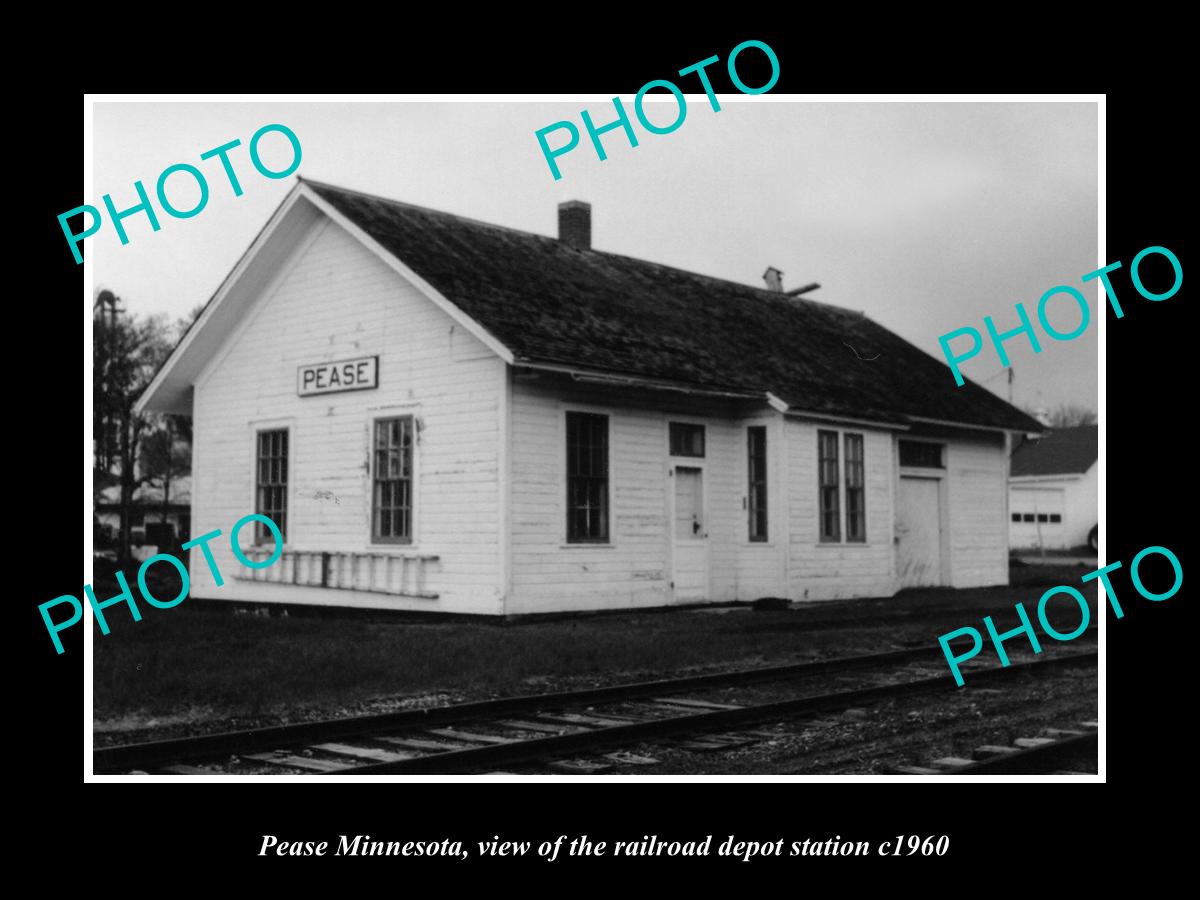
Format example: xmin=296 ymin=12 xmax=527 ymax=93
xmin=896 ymin=476 xmax=942 ymax=588
xmin=672 ymin=466 xmax=709 ymax=602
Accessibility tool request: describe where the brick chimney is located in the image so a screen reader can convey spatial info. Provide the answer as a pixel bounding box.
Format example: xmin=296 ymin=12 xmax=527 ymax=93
xmin=763 ymin=266 xmax=783 ymax=292
xmin=558 ymin=200 xmax=591 ymax=250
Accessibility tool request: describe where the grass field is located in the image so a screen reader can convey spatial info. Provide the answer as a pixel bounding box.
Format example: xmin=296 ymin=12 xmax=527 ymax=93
xmin=93 ymin=562 xmax=1096 ymax=738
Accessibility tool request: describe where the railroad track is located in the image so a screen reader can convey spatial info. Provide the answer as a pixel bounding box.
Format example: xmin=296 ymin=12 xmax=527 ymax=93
xmin=95 ymin=640 xmax=1097 ymax=776
xmin=892 ymin=724 xmax=1099 ymax=775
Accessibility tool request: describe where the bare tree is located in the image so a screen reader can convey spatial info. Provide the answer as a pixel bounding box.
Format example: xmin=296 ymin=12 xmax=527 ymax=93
xmin=1046 ymin=404 xmax=1097 ymax=427
xmin=1019 ymin=403 xmax=1097 ymax=429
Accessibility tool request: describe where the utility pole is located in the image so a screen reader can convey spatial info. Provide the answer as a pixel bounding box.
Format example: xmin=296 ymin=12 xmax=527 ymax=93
xmin=160 ymin=415 xmax=174 ymax=552
xmin=96 ymin=290 xmax=139 ymax=563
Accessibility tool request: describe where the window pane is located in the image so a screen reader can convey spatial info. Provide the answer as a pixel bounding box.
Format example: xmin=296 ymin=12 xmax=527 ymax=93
xmin=818 ymin=431 xmax=839 ymax=541
xmin=255 ymin=429 xmax=288 ymax=541
xmin=372 ymin=416 xmax=413 ymax=542
xmin=845 ymin=434 xmax=865 ymax=541
xmin=566 ymin=412 xmax=609 ymax=541
xmin=748 ymin=427 xmax=767 ymax=541
xmin=899 ymin=440 xmax=942 ymax=468
xmin=670 ymin=423 xmax=705 ymax=457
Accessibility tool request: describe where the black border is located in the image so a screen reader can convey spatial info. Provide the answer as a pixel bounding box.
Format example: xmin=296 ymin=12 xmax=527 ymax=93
xmin=26 ymin=22 xmax=1192 ymax=884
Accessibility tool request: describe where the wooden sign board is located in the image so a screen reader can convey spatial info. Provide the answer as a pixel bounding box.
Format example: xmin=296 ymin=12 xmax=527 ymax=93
xmin=297 ymin=356 xmax=379 ymax=397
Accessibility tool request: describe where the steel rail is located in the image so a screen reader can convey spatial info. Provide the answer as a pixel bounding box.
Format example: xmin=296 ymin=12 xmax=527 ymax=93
xmin=941 ymin=731 xmax=1098 ymax=775
xmin=95 ymin=643 xmax=958 ymax=772
xmin=336 ymin=651 xmax=1098 ymax=775
xmin=95 ymin=640 xmax=1097 ymax=775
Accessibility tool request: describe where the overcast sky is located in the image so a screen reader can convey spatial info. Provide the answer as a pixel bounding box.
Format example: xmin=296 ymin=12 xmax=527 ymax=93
xmin=92 ymin=99 xmax=1098 ymax=414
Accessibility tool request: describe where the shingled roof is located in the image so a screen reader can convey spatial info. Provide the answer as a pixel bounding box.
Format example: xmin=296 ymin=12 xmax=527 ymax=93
xmin=1011 ymin=425 xmax=1098 ymax=477
xmin=306 ymin=179 xmax=1039 ymax=432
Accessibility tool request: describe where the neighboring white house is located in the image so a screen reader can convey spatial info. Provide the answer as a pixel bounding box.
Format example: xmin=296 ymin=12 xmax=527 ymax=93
xmin=135 ymin=179 xmax=1042 ymax=615
xmin=1008 ymin=425 xmax=1098 ymax=552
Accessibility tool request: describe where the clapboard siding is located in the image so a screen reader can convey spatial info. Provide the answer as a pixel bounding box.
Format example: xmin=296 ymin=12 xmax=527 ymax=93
xmin=945 ymin=434 xmax=1009 ymax=587
xmin=189 ymin=217 xmax=505 ymax=613
xmin=786 ymin=419 xmax=897 ymax=600
xmin=508 ymin=380 xmax=670 ymax=612
xmin=506 ymin=380 xmax=780 ymax=613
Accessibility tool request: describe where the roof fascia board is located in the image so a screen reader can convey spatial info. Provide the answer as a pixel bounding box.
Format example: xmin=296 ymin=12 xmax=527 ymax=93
xmin=516 ymin=361 xmax=764 ymax=400
xmin=906 ymin=414 xmax=1040 ymax=436
xmin=782 ymin=408 xmax=911 ymax=432
xmin=300 ymin=184 xmax=514 ymax=365
xmin=1009 ymin=473 xmax=1086 ymax=483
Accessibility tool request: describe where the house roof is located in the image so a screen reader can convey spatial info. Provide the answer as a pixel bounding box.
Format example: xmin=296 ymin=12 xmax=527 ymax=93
xmin=138 ymin=177 xmax=1041 ymax=433
xmin=1011 ymin=425 xmax=1098 ymax=477
xmin=304 ymin=179 xmax=1040 ymax=432
xmin=97 ymin=475 xmax=192 ymax=507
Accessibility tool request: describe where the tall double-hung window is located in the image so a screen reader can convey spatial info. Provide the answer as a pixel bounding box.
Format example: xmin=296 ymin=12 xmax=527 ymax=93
xmin=566 ymin=412 xmax=609 ymax=543
xmin=372 ymin=416 xmax=414 ymax=543
xmin=255 ymin=429 xmax=288 ymax=541
xmin=818 ymin=430 xmax=866 ymax=543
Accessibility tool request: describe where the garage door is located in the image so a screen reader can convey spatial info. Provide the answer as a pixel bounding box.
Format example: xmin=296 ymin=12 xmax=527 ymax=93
xmin=1009 ymin=487 xmax=1066 ymax=550
xmin=897 ymin=476 xmax=943 ymax=588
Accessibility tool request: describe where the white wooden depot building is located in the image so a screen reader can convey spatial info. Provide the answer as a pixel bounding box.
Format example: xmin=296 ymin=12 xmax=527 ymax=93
xmin=137 ymin=179 xmax=1041 ymax=615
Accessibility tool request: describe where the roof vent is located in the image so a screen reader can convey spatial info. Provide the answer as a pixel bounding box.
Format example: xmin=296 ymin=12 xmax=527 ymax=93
xmin=763 ymin=267 xmax=783 ymax=292
xmin=787 ymin=282 xmax=820 ymax=297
